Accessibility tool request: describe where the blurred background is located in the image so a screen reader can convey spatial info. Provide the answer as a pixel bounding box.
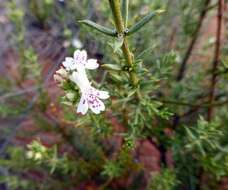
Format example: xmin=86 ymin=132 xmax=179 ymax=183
xmin=0 ymin=0 xmax=228 ymax=189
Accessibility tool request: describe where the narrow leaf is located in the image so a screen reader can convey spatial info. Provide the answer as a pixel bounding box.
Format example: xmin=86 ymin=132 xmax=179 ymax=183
xmin=78 ymin=20 xmax=117 ymax=37
xmin=102 ymin=64 xmax=122 ymax=71
xmin=185 ymin=127 xmax=196 ymax=140
xmin=126 ymin=9 xmax=165 ymax=36
xmin=109 ymin=73 xmax=123 ymax=83
xmin=127 ymin=89 xmax=137 ymax=98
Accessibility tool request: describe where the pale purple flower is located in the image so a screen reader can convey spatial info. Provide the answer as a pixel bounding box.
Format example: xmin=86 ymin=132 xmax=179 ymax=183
xmin=56 ymin=49 xmax=109 ymax=115
xmin=70 ymin=71 xmax=109 ymax=115
xmin=62 ymin=50 xmax=99 ymax=71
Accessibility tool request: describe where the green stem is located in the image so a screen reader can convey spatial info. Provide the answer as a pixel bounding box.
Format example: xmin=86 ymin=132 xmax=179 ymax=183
xmin=109 ymin=0 xmax=139 ymax=86
xmin=121 ymin=0 xmax=129 ymax=27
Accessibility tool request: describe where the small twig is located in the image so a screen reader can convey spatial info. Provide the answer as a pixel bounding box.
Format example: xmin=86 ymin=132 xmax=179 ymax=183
xmin=176 ymin=0 xmax=211 ymax=81
xmin=0 ymin=52 xmax=64 ymax=156
xmin=170 ymin=91 xmax=227 ymax=127
xmin=0 ymin=82 xmax=55 ymax=102
xmin=207 ymin=0 xmax=223 ymax=121
xmin=154 ymin=97 xmax=228 ymax=108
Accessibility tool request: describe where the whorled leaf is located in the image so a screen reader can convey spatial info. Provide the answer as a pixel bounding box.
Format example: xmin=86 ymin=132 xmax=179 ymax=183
xmin=102 ymin=64 xmax=122 ymax=71
xmin=78 ymin=20 xmax=117 ymax=37
xmin=126 ymin=10 xmax=165 ymax=36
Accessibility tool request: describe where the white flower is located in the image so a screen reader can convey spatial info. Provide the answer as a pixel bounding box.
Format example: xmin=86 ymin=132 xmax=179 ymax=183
xmin=62 ymin=50 xmax=99 ymax=71
xmin=57 ymin=49 xmax=109 ymax=115
xmin=70 ymin=71 xmax=109 ymax=115
xmin=77 ymin=86 xmax=109 ymax=115
xmin=69 ymin=69 xmax=90 ymax=90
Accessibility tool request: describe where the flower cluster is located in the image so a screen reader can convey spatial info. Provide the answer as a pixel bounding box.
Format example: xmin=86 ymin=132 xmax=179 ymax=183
xmin=54 ymin=50 xmax=109 ymax=115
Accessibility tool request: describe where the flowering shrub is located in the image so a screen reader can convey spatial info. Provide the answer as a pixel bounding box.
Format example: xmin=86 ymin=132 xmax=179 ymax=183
xmin=0 ymin=0 xmax=228 ymax=190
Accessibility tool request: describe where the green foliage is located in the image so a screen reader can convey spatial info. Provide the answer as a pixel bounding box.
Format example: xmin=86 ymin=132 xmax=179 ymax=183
xmin=0 ymin=176 xmax=32 ymax=190
xmin=0 ymin=97 xmax=28 ymax=118
xmin=26 ymin=140 xmax=89 ymax=176
xmin=28 ymin=0 xmax=54 ymax=24
xmin=173 ymin=117 xmax=228 ymax=188
xmin=7 ymin=2 xmax=24 ymax=25
xmin=0 ymin=147 xmax=28 ymax=169
xmin=184 ymin=117 xmax=223 ymax=156
xmin=147 ymin=169 xmax=178 ymax=190
xmin=23 ymin=47 xmax=42 ymax=80
xmin=102 ymin=160 xmax=123 ymax=178
xmin=102 ymin=140 xmax=138 ymax=179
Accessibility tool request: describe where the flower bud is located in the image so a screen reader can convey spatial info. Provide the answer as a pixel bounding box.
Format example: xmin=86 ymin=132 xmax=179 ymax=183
xmin=26 ymin=151 xmax=34 ymax=159
xmin=53 ymin=74 xmax=64 ymax=83
xmin=34 ymin=152 xmax=42 ymax=160
xmin=66 ymin=92 xmax=75 ymax=101
xmin=56 ymin=67 xmax=68 ymax=78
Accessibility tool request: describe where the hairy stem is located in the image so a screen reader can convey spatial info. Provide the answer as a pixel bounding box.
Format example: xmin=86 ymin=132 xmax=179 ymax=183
xmin=121 ymin=0 xmax=129 ymax=27
xmin=109 ymin=0 xmax=139 ymax=86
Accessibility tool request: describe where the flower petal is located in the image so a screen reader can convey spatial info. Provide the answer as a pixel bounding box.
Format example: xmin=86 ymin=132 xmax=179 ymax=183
xmin=89 ymin=98 xmax=105 ymax=114
xmin=77 ymin=96 xmax=88 ymax=115
xmin=85 ymin=59 xmax=99 ymax=70
xmin=74 ymin=50 xmax=87 ymax=64
xmin=62 ymin=57 xmax=75 ymax=70
xmin=97 ymin=90 xmax=109 ymax=99
xmin=70 ymin=71 xmax=90 ymax=90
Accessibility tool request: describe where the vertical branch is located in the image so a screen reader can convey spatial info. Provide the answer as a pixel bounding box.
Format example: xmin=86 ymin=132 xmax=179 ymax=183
xmin=109 ymin=0 xmax=139 ymax=86
xmin=172 ymin=0 xmax=212 ymax=128
xmin=207 ymin=0 xmax=223 ymax=121
xmin=121 ymin=0 xmax=129 ymax=27
xmin=176 ymin=0 xmax=211 ymax=81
